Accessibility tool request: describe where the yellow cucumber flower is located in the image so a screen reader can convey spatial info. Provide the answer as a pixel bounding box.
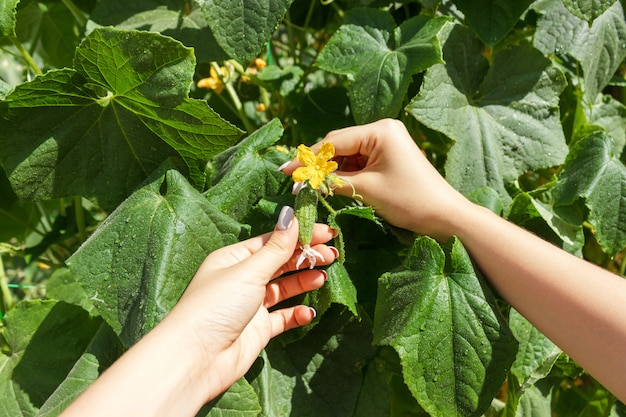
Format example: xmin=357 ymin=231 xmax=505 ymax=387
xmin=292 ymin=142 xmax=338 ymax=190
xmin=197 ymin=66 xmax=227 ymax=94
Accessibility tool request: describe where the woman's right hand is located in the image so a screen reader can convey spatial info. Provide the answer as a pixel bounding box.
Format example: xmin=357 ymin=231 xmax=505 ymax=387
xmin=281 ymin=119 xmax=470 ymax=241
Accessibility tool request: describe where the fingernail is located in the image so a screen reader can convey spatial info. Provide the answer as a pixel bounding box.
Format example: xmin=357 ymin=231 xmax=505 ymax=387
xmin=277 ymin=206 xmax=294 ymax=230
xmin=328 ymin=246 xmax=339 ymax=259
xmin=277 ymin=161 xmax=290 ymax=172
xmin=320 ymin=270 xmax=328 ymax=281
xmin=330 ymin=228 xmax=339 ymax=238
xmin=309 ymin=307 xmax=317 ymax=319
xmin=292 ymin=181 xmax=305 ymax=195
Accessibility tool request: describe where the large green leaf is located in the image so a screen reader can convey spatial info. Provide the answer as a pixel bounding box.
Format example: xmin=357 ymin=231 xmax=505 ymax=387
xmin=198 ymin=0 xmax=291 ymax=64
xmin=67 ymin=166 xmax=243 ymax=347
xmin=552 ymin=131 xmax=626 ymax=256
xmin=201 ymin=378 xmax=261 ymax=416
xmin=407 ymin=24 xmax=568 ymax=200
xmin=316 ymin=8 xmax=448 ymax=124
xmin=533 ymin=0 xmax=626 ymax=102
xmin=503 ymin=309 xmax=561 ymax=416
xmin=507 ymin=192 xmax=585 ymax=255
xmin=373 ymin=236 xmax=518 ymax=417
xmin=452 ymin=0 xmax=535 ymax=46
xmin=36 ymin=323 xmax=123 ymax=417
xmin=249 ymin=306 xmax=375 ymax=417
xmin=0 ymin=27 xmax=242 ymax=210
xmin=87 ymin=0 xmax=229 ymax=63
xmin=562 ymin=0 xmax=618 ymax=22
xmin=0 ymin=300 xmax=103 ymax=417
xmin=207 ymin=118 xmax=290 ymax=222
xmin=0 ymin=0 xmax=19 ymax=37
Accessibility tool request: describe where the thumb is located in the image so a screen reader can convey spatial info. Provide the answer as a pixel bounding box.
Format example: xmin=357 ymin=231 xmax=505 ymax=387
xmin=234 ymin=206 xmax=299 ymax=282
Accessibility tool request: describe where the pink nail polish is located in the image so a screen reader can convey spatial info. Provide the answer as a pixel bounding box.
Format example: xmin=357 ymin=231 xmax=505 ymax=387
xmin=277 ymin=206 xmax=294 ymax=230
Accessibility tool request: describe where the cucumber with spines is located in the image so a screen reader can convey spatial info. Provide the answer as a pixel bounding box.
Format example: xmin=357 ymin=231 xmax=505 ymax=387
xmin=295 ymin=185 xmax=318 ymax=246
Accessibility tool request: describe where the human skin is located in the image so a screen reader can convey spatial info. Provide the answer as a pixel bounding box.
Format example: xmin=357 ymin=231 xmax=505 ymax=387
xmin=60 ymin=207 xmax=338 ymax=417
xmin=281 ymin=118 xmax=626 ymax=402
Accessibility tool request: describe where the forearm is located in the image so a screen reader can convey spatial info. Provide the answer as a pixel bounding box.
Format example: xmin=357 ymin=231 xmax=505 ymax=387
xmin=451 ymin=203 xmax=626 ymax=401
xmin=60 ymin=314 xmax=211 ymax=417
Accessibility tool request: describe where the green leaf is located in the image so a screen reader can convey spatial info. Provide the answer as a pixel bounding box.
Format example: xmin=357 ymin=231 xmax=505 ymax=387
xmin=585 ymin=94 xmax=626 ymax=156
xmin=45 ymin=267 xmax=97 ymax=315
xmin=0 ymin=27 xmax=242 ymax=210
xmin=562 ymin=0 xmax=618 ymax=22
xmin=0 ymin=0 xmax=19 ymax=37
xmin=316 ymin=8 xmax=448 ymax=124
xmin=198 ymin=0 xmax=292 ymax=64
xmin=407 ymin=24 xmax=568 ymax=200
xmin=36 ymin=323 xmax=124 ymax=417
xmin=552 ymin=131 xmax=626 ymax=256
xmin=507 ymin=192 xmax=585 ymax=254
xmin=87 ymin=0 xmax=229 ymax=63
xmin=14 ymin=0 xmax=82 ymax=68
xmin=0 ymin=300 xmax=103 ymax=416
xmin=452 ymin=0 xmax=535 ymax=46
xmin=503 ymin=309 xmax=561 ymax=416
xmin=249 ymin=306 xmax=375 ymax=417
xmin=207 ymin=118 xmax=290 ymax=222
xmin=306 ymin=261 xmax=358 ymax=318
xmin=533 ymin=0 xmax=626 ymax=102
xmin=67 ymin=166 xmax=243 ymax=347
xmin=373 ymin=236 xmax=518 ymax=417
xmin=201 ymin=377 xmax=261 ymax=416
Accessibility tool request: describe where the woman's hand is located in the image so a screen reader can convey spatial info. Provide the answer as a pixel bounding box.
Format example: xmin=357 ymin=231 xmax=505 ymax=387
xmin=168 ymin=206 xmax=338 ymax=400
xmin=61 ymin=206 xmax=338 ymax=417
xmin=281 ymin=119 xmax=470 ymax=240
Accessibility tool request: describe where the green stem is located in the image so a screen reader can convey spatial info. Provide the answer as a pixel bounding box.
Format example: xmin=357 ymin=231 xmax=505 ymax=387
xmin=8 ymin=36 xmax=42 ymax=75
xmin=318 ymin=194 xmax=337 ymax=216
xmin=74 ymin=196 xmax=87 ymax=242
xmin=61 ymin=0 xmax=87 ymax=27
xmin=0 ymin=256 xmax=13 ymax=319
xmin=211 ymin=62 xmax=255 ymax=133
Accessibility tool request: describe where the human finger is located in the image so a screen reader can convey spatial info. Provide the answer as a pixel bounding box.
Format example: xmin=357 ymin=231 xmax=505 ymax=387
xmin=264 ymin=269 xmax=327 ymax=307
xmin=267 ymin=305 xmax=317 ymax=337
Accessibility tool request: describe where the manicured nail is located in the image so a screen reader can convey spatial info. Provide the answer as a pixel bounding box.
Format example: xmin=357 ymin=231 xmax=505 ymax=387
xmin=277 ymin=161 xmax=290 ymax=172
xmin=277 ymin=206 xmax=294 ymax=230
xmin=309 ymin=307 xmax=317 ymax=319
xmin=292 ymin=181 xmax=305 ymax=195
xmin=320 ymin=270 xmax=328 ymax=281
xmin=328 ymin=246 xmax=339 ymax=259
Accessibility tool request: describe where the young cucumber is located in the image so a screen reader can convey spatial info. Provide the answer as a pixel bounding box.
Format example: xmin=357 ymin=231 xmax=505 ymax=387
xmin=294 ymin=185 xmax=324 ymax=269
xmin=295 ymin=185 xmax=318 ymax=246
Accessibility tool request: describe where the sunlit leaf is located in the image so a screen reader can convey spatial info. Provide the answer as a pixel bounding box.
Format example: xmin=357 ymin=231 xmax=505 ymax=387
xmin=552 ymin=130 xmax=626 ymax=256
xmin=534 ymin=0 xmax=626 ymax=102
xmin=373 ymin=236 xmax=518 ymax=417
xmin=207 ymin=118 xmax=290 ymax=222
xmin=0 ymin=27 xmax=242 ymax=210
xmin=407 ymin=24 xmax=568 ymax=200
xmin=316 ymin=8 xmax=448 ymax=124
xmin=562 ymin=0 xmax=618 ymax=22
xmin=67 ymin=165 xmax=243 ymax=347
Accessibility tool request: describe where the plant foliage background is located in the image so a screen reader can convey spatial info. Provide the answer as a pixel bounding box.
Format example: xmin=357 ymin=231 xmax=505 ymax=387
xmin=1 ymin=0 xmax=625 ymax=416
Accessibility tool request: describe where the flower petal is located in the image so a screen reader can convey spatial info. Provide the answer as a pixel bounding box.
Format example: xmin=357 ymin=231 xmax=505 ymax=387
xmin=296 ymin=144 xmax=316 ymax=166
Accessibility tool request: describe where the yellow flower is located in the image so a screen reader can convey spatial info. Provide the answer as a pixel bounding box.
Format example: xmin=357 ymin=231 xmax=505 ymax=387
xmin=197 ymin=66 xmax=226 ymax=94
xmin=292 ymin=142 xmax=338 ymax=190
